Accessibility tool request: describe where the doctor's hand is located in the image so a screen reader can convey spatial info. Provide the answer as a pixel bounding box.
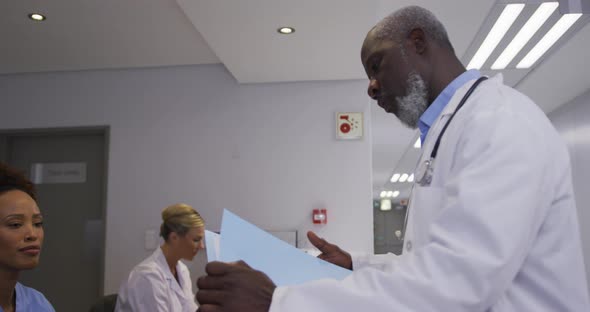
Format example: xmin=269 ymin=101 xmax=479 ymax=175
xmin=196 ymin=260 xmax=276 ymax=312
xmin=307 ymin=231 xmax=353 ymax=270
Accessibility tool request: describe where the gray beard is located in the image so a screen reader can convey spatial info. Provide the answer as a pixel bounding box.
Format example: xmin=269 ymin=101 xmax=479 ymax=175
xmin=395 ymin=71 xmax=429 ymax=129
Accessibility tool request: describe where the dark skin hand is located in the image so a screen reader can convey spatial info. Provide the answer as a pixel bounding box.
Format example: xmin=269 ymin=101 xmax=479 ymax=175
xmin=307 ymin=231 xmax=353 ymax=270
xmin=195 ymin=233 xmax=351 ymax=312
xmin=196 ymin=260 xmax=276 ymax=312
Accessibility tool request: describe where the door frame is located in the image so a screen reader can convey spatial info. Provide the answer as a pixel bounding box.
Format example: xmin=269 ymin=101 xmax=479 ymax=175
xmin=0 ymin=125 xmax=110 ymax=297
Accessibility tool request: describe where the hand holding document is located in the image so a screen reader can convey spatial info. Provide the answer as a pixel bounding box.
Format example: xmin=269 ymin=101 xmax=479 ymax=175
xmin=205 ymin=209 xmax=351 ymax=286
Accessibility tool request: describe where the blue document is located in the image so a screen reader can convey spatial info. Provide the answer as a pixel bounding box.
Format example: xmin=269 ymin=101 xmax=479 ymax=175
xmin=219 ymin=209 xmax=351 ymax=286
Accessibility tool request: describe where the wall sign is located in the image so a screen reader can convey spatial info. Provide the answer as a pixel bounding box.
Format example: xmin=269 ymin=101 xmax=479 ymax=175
xmin=30 ymin=162 xmax=87 ymax=184
xmin=336 ymin=112 xmax=363 ymax=140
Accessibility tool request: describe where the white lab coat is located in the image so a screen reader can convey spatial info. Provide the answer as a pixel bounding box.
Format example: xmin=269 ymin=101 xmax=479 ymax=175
xmin=270 ymin=74 xmax=590 ymax=311
xmin=115 ymin=247 xmax=198 ymax=312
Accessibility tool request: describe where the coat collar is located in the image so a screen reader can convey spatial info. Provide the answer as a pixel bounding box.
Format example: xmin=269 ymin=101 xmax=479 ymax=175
xmin=152 ymin=247 xmax=190 ymax=298
xmin=416 ymin=74 xmax=503 ymax=167
xmin=439 ymin=73 xmax=503 ymax=118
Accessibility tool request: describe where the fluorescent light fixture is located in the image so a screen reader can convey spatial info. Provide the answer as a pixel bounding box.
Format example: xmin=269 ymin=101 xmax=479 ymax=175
xmin=392 ymin=191 xmax=400 ymax=198
xmin=390 ymin=173 xmax=401 ymax=183
xmin=399 ymin=173 xmax=409 ymax=182
xmin=28 ymin=13 xmax=46 ymax=21
xmin=467 ymin=3 xmax=525 ymax=69
xmin=380 ymin=199 xmax=392 ymax=211
xmin=387 ymin=191 xmax=394 ymax=197
xmin=408 ymin=174 xmax=414 ymax=182
xmin=414 ymin=138 xmax=421 ymax=148
xmin=380 ymin=191 xmax=387 ymax=198
xmin=278 ymin=27 xmax=295 ymax=34
xmin=517 ymin=12 xmax=582 ymax=68
xmin=492 ymin=2 xmax=558 ymax=70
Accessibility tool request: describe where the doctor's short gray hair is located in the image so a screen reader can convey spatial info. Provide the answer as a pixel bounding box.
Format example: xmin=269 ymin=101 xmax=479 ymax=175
xmin=373 ymin=6 xmax=454 ymax=53
xmin=160 ymin=203 xmax=204 ymax=241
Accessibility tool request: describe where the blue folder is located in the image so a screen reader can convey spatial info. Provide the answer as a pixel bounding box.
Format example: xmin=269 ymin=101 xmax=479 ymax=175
xmin=218 ymin=209 xmax=351 ymax=286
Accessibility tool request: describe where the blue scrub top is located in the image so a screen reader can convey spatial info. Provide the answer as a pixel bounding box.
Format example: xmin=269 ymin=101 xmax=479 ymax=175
xmin=0 ymin=283 xmax=55 ymax=312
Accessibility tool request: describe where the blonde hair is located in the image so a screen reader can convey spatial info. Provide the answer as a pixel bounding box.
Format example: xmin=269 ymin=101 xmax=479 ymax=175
xmin=159 ymin=203 xmax=204 ymax=241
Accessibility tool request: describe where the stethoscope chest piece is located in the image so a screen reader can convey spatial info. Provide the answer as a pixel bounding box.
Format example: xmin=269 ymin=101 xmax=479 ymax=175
xmin=415 ymin=159 xmax=434 ymax=187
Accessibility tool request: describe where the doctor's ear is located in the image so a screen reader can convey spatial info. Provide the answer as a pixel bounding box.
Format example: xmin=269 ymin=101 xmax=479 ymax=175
xmin=407 ymin=28 xmax=427 ymax=55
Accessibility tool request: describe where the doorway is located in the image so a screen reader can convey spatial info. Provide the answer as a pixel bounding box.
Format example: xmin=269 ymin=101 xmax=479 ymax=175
xmin=373 ymin=201 xmax=405 ymax=255
xmin=0 ymin=127 xmax=109 ymax=311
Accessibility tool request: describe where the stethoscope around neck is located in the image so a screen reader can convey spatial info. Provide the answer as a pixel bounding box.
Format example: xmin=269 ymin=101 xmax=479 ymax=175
xmin=414 ymin=76 xmax=488 ymax=187
xmin=398 ymin=76 xmax=488 ymax=242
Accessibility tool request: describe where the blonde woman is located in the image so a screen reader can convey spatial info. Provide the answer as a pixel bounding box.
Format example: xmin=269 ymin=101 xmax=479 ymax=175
xmin=115 ymin=204 xmax=205 ymax=312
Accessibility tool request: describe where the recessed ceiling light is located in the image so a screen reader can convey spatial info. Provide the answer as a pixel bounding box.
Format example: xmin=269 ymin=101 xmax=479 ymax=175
xmin=390 ymin=173 xmax=401 ymax=183
xmin=392 ymin=191 xmax=400 ymax=198
xmin=380 ymin=191 xmax=387 ymax=198
xmin=408 ymin=174 xmax=414 ymax=183
xmin=28 ymin=13 xmax=46 ymax=21
xmin=387 ymin=191 xmax=394 ymax=198
xmin=278 ymin=27 xmax=295 ymax=34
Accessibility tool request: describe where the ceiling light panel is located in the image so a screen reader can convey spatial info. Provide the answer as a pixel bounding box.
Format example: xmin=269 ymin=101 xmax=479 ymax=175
xmin=517 ymin=12 xmax=583 ymax=68
xmin=399 ymin=174 xmax=409 ymax=183
xmin=467 ymin=3 xmax=525 ymax=70
xmin=464 ymin=1 xmax=587 ymax=71
xmin=492 ymin=2 xmax=559 ymax=69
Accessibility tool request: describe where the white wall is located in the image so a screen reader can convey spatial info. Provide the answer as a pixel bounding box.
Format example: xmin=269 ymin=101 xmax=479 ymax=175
xmin=549 ymin=88 xmax=590 ymax=293
xmin=0 ymin=64 xmax=374 ymax=293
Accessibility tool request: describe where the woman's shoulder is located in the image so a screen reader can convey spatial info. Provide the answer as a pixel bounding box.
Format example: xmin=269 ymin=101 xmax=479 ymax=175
xmin=15 ymin=283 xmax=55 ymax=312
xmin=127 ymin=264 xmax=167 ymax=286
xmin=127 ymin=255 xmax=168 ymax=285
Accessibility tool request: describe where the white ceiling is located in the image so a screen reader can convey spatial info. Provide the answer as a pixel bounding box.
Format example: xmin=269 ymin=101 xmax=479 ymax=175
xmin=1 ymin=0 xmax=589 ymax=200
xmin=0 ymin=0 xmax=219 ymax=74
xmin=176 ymin=0 xmax=380 ymax=83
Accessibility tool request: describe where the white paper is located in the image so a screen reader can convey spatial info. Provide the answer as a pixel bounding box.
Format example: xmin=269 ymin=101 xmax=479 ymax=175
xmin=205 ymin=230 xmax=220 ymax=262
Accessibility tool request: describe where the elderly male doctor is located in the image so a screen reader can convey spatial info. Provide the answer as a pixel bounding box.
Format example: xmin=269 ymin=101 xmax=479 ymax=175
xmin=196 ymin=6 xmax=590 ymax=311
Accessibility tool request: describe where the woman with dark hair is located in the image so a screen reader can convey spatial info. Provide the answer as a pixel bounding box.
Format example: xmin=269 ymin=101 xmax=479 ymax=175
xmin=0 ymin=163 xmax=54 ymax=312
